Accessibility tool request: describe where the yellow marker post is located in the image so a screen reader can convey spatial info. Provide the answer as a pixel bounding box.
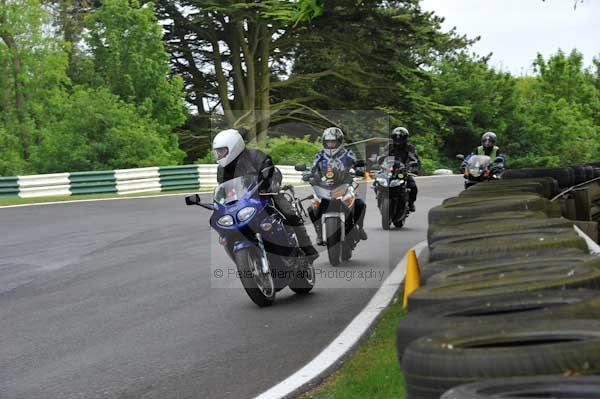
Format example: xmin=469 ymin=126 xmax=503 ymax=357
xmin=402 ymin=249 xmax=421 ymax=309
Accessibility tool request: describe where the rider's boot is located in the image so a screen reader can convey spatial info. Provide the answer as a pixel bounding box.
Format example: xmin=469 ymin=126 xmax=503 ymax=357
xmin=294 ymin=225 xmax=320 ymax=264
xmin=313 ymin=221 xmax=325 ymax=246
xmin=359 ymin=227 xmax=368 ymax=240
xmin=356 ymin=200 xmax=368 ymax=241
xmin=409 ymin=201 xmax=416 ymax=213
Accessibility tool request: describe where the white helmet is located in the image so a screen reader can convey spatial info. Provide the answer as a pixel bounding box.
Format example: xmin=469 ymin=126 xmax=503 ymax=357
xmin=322 ymin=127 xmax=344 ymax=157
xmin=481 ymin=131 xmax=497 ymax=149
xmin=212 ymin=129 xmax=245 ymax=167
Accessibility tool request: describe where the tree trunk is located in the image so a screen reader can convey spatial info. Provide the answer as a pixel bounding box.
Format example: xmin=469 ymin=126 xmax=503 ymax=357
xmin=256 ymin=23 xmax=271 ymax=145
xmin=238 ymin=22 xmax=257 ymax=143
xmin=210 ymin=24 xmax=235 ymax=126
xmin=0 ymin=24 xmax=29 ymax=160
xmin=229 ymin=25 xmax=249 ymax=112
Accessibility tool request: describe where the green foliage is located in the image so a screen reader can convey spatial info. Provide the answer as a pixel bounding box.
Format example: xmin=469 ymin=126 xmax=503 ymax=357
xmin=85 ymin=0 xmax=186 ymax=131
xmin=508 ymin=50 xmax=600 ymax=167
xmin=196 ymin=135 xmax=320 ymax=166
xmin=263 ymin=136 xmax=321 ymax=165
xmin=1 ymin=0 xmax=599 ymax=178
xmin=32 ymin=87 xmax=184 ymax=173
xmin=427 ymin=53 xmax=518 ymax=159
xmin=0 ymin=0 xmax=186 ymax=176
xmin=0 ymin=127 xmax=26 ymax=175
xmin=196 ymin=149 xmax=216 ymax=165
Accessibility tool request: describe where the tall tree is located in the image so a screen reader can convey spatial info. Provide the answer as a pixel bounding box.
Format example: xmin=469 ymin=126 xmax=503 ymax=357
xmin=156 ymin=0 xmax=323 ymax=143
xmin=85 ymin=0 xmax=186 ymax=131
xmin=0 ymin=0 xmax=68 ymax=165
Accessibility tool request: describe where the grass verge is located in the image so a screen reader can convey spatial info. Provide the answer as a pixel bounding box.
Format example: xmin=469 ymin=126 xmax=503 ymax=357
xmin=0 ymin=188 xmax=213 ymax=207
xmin=300 ymin=295 xmax=406 ymax=399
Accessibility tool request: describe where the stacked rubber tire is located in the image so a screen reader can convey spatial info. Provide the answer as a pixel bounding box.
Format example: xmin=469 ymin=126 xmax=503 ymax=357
xmin=397 ymin=169 xmax=600 ymax=399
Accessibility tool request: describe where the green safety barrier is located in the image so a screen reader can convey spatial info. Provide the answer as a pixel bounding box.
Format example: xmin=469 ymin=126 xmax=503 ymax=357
xmin=0 ymin=177 xmax=19 ymax=198
xmin=69 ymin=171 xmax=117 ymax=195
xmin=159 ymin=166 xmax=200 ymax=192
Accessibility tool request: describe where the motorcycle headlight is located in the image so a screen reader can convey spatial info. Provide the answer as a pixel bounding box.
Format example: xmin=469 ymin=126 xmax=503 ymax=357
xmin=377 ymin=177 xmax=389 ymax=187
xmin=217 ymin=215 xmax=234 ymax=226
xmin=390 ymin=179 xmax=404 ymax=187
xmin=469 ymin=168 xmax=481 ymax=177
xmin=237 ymin=207 xmax=256 ymax=222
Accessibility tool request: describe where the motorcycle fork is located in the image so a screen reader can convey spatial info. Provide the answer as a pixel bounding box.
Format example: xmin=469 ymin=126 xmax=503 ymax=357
xmin=255 ymin=233 xmax=270 ymax=274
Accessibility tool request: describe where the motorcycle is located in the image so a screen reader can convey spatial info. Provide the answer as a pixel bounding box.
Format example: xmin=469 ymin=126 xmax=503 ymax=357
xmin=371 ymin=156 xmax=416 ymax=230
xmin=294 ymin=159 xmax=365 ymax=266
xmin=457 ymin=154 xmax=504 ymax=189
xmin=185 ymin=170 xmax=315 ymax=307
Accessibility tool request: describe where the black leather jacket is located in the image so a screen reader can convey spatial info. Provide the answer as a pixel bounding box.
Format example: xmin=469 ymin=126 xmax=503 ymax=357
xmin=379 ymin=142 xmax=421 ymax=173
xmin=217 ymin=148 xmax=281 ymax=189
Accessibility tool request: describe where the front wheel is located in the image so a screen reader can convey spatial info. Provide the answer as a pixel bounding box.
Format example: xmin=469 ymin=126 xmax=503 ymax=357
xmin=381 ymin=198 xmax=392 ymax=230
xmin=234 ymin=247 xmax=275 ymax=307
xmin=290 ymin=262 xmax=316 ymax=295
xmin=325 ymin=217 xmax=342 ymax=266
xmin=393 ymin=198 xmax=408 ymax=229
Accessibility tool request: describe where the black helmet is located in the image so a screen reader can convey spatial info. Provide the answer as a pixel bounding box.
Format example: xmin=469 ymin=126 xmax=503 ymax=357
xmin=481 ymin=131 xmax=497 ymax=149
xmin=322 ymin=127 xmax=344 ymax=157
xmin=392 ymin=127 xmax=409 ymax=147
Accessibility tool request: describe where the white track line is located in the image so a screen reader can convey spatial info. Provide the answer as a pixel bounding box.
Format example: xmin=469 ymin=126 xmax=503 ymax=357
xmin=254 ymin=240 xmax=428 ymax=399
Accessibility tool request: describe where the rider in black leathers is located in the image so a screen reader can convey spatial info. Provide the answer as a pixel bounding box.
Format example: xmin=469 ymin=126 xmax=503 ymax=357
xmin=214 ymin=129 xmax=319 ymax=263
xmin=378 ymin=127 xmax=420 ymax=212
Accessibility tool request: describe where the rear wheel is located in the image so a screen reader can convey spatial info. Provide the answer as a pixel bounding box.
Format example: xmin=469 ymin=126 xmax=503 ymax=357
xmin=325 ymin=218 xmax=342 ymax=266
xmin=381 ymin=198 xmax=391 ymax=230
xmin=234 ymin=247 xmax=275 ymax=307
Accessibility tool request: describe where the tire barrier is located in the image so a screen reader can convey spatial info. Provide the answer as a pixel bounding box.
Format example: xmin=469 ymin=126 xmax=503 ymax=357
xmin=397 ymin=169 xmax=600 ymax=399
xmin=402 ymin=320 xmax=600 ymax=399
xmin=396 ymin=289 xmax=600 ymax=361
xmin=441 ymin=376 xmax=600 ymax=399
xmin=0 ymin=164 xmax=304 ymax=199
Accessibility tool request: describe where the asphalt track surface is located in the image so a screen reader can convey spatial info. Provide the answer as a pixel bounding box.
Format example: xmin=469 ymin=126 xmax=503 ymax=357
xmin=0 ymin=176 xmax=461 ymax=399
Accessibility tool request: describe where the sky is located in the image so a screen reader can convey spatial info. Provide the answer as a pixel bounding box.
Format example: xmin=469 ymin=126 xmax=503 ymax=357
xmin=420 ymin=0 xmax=600 ymax=75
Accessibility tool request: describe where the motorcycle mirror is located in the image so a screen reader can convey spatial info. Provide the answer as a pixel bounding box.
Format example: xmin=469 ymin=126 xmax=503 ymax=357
xmin=294 ymin=163 xmax=307 ymax=172
xmin=355 ymin=160 xmax=366 ymax=168
xmin=185 ymin=194 xmax=201 ymax=206
xmin=456 ymin=154 xmax=465 ymax=161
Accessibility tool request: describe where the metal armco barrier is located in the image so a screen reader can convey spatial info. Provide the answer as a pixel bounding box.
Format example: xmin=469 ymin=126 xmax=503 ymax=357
xmin=0 ymin=177 xmax=20 ymax=198
xmin=0 ymin=164 xmax=304 ymax=199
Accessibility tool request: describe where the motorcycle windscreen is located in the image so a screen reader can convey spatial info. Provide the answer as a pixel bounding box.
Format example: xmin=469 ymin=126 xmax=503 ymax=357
xmin=214 ymin=175 xmax=257 ymax=205
xmin=380 ymin=156 xmax=405 ymax=170
xmin=466 ymin=155 xmax=491 ymax=177
xmin=314 ymin=184 xmax=349 ymax=200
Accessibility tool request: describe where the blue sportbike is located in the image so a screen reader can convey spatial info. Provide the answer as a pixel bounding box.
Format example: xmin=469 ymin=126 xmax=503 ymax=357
xmin=185 ymin=174 xmax=315 ymax=307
